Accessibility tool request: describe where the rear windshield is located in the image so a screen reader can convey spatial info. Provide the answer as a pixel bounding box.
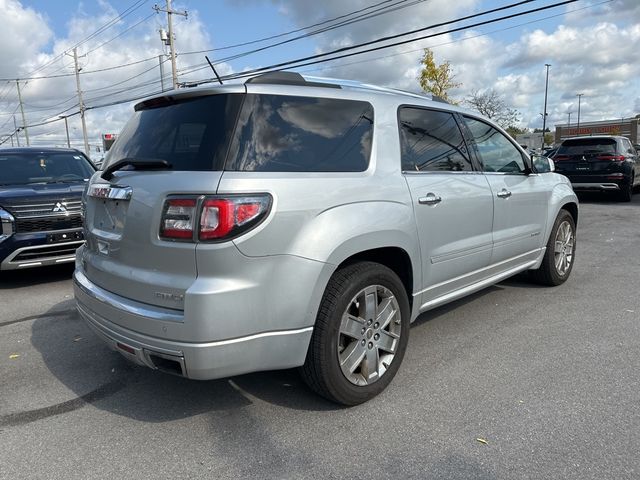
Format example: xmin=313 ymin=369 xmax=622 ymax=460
xmin=104 ymin=94 xmax=243 ymax=171
xmin=0 ymin=152 xmax=95 ymax=186
xmin=104 ymin=93 xmax=374 ymax=173
xmin=558 ymin=138 xmax=617 ymax=155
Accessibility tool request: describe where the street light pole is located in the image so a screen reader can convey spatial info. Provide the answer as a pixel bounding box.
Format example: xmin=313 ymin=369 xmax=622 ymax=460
xmin=60 ymin=115 xmax=71 ymax=148
xmin=541 ymin=63 xmax=551 ymax=150
xmin=576 ymin=93 xmax=584 ymax=132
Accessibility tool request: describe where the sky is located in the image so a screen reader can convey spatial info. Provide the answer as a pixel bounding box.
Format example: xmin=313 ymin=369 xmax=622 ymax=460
xmin=0 ymin=0 xmax=639 ymax=156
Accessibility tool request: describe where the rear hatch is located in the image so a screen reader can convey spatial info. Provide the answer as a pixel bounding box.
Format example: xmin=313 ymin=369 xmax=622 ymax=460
xmin=553 ymin=137 xmax=624 ymax=178
xmin=81 ymin=89 xmax=244 ymax=310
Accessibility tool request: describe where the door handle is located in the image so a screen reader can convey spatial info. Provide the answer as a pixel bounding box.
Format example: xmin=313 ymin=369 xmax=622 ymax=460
xmin=497 ymin=189 xmax=512 ymax=199
xmin=418 ymin=193 xmax=442 ymax=205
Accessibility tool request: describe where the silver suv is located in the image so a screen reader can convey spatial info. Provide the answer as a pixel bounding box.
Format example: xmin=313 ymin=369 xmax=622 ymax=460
xmin=74 ymin=72 xmax=578 ymax=405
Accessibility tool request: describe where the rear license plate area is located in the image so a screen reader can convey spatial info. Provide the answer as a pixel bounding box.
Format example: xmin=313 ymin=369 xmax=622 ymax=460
xmin=576 ymin=163 xmax=590 ymax=171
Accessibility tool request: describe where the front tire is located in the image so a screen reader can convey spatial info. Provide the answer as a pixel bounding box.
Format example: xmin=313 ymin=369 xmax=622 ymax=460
xmin=300 ymin=262 xmax=410 ymax=405
xmin=530 ymin=209 xmax=576 ymax=286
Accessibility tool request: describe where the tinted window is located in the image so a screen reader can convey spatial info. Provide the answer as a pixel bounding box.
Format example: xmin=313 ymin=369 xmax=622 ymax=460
xmin=104 ymin=94 xmax=243 ymax=171
xmin=557 ymin=138 xmax=617 ymax=155
xmin=399 ymin=108 xmax=471 ymax=172
xmin=226 ymin=94 xmax=373 ymax=172
xmin=0 ymin=152 xmax=95 ymax=186
xmin=464 ymin=117 xmax=527 ymax=173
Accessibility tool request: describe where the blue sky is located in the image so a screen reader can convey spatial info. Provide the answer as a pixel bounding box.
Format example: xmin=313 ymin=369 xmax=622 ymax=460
xmin=1 ymin=0 xmax=639 ymax=153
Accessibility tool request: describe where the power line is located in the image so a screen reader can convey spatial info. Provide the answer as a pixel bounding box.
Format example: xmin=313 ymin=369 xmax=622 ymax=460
xmin=25 ymin=0 xmax=150 ymax=79
xmin=214 ymin=0 xmax=576 ymax=84
xmin=178 ymin=0 xmax=538 ymax=82
xmin=297 ymin=0 xmax=612 ymax=78
xmin=85 ymin=12 xmax=156 ymax=55
xmin=178 ymin=0 xmax=427 ymax=75
xmin=185 ymin=0 xmax=399 ymax=54
xmin=0 ymin=0 xmax=585 ymax=146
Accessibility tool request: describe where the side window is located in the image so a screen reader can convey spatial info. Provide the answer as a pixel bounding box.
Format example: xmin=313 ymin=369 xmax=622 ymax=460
xmin=226 ymin=94 xmax=373 ymax=172
xmin=398 ymin=107 xmax=472 ymax=172
xmin=464 ymin=117 xmax=527 ymax=174
xmin=622 ymin=138 xmax=634 ymax=154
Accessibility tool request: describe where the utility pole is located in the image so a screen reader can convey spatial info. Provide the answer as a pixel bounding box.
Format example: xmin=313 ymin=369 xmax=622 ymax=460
xmin=541 ymin=63 xmax=551 ymax=150
xmin=576 ymin=93 xmax=584 ymax=132
xmin=154 ymin=1 xmax=188 ymax=89
xmin=15 ymin=80 xmax=29 ymax=146
xmin=72 ymin=48 xmax=90 ymax=156
xmin=13 ymin=115 xmax=20 ymax=147
xmin=567 ymin=111 xmax=572 ymax=129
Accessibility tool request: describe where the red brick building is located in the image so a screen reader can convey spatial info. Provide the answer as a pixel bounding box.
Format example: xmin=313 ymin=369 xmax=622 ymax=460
xmin=554 ymin=117 xmax=640 ymax=145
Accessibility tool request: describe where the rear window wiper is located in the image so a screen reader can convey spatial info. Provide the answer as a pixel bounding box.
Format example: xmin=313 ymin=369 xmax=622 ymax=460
xmin=101 ymin=157 xmax=172 ymax=181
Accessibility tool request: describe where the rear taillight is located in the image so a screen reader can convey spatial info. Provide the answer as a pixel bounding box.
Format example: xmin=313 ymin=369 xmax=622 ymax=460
xmin=597 ymin=155 xmax=625 ymax=161
xmin=553 ymin=155 xmax=570 ymax=161
xmin=160 ymin=194 xmax=271 ymax=242
xmin=160 ymin=198 xmax=197 ymax=239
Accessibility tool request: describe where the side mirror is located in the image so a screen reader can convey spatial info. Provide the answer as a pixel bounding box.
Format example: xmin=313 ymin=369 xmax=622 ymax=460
xmin=532 ymin=154 xmax=555 ymax=173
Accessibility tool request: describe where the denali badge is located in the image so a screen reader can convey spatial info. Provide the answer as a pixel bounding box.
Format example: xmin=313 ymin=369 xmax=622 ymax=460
xmin=52 ymin=202 xmax=67 ymax=213
xmin=154 ymin=292 xmax=184 ymax=302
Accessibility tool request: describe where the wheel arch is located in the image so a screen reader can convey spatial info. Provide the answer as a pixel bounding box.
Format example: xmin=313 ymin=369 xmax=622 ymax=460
xmin=336 ymin=246 xmax=415 ymax=311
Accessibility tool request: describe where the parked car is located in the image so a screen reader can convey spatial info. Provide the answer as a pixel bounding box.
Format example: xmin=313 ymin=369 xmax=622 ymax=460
xmin=74 ymin=72 xmax=578 ymax=405
xmin=553 ymin=135 xmax=638 ymax=201
xmin=0 ymin=147 xmax=95 ymax=270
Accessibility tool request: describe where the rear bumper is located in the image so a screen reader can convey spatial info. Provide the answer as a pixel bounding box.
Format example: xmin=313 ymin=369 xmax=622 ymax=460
xmin=571 ymin=182 xmax=621 ymax=191
xmin=73 ymin=255 xmax=324 ymax=380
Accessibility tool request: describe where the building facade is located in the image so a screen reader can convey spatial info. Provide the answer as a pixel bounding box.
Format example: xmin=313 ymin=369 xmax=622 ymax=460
xmin=554 ymin=117 xmax=640 ymax=145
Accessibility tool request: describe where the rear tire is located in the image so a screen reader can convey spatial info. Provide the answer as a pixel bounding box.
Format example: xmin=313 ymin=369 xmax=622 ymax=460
xmin=619 ymin=176 xmax=633 ymax=202
xmin=530 ymin=209 xmax=576 ymax=286
xmin=300 ymin=262 xmax=410 ymax=405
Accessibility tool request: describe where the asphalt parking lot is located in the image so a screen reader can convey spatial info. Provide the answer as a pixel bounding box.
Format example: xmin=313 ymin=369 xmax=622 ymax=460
xmin=1 ymin=193 xmax=639 ymax=480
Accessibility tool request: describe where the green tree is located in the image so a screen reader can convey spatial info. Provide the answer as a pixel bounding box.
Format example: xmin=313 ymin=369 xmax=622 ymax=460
xmin=418 ymin=48 xmax=460 ymax=104
xmin=505 ymin=126 xmax=528 ymax=138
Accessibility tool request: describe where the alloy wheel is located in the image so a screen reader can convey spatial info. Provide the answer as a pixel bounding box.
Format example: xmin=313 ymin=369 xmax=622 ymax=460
xmin=554 ymin=220 xmax=574 ymax=276
xmin=337 ymin=285 xmax=402 ymax=386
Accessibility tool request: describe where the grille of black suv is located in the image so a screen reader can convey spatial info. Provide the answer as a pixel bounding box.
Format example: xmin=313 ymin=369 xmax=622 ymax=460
xmin=5 ymin=199 xmax=83 ymax=233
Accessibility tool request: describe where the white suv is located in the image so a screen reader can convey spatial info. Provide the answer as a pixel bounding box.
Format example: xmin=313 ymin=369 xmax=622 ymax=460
xmin=74 ymin=72 xmax=578 ymax=404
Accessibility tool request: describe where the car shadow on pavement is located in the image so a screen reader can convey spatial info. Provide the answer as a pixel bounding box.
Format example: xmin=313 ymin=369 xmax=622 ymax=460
xmin=0 ymin=263 xmax=74 ymax=289
xmin=576 ymin=191 xmax=640 ymax=205
xmin=25 ymin=302 xmax=338 ymax=427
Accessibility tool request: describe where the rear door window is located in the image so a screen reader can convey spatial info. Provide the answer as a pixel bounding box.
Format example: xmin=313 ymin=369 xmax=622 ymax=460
xmin=225 ymin=94 xmax=374 ymax=172
xmin=398 ymin=107 xmax=472 ymax=172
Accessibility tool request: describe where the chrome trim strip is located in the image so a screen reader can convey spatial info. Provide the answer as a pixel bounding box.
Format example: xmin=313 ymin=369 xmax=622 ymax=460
xmin=74 ymin=269 xmax=184 ymax=323
xmin=88 ymin=183 xmax=133 ymax=200
xmin=1 ymin=240 xmax=83 ymax=270
xmin=418 ymin=259 xmax=539 ymax=312
xmin=415 ymin=248 xmax=542 ymax=296
xmin=196 ymin=327 xmax=315 ymax=348
xmin=571 ymin=182 xmax=620 ymax=191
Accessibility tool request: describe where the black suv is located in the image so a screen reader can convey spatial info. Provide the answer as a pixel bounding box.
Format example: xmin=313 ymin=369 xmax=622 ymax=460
xmin=553 ymin=135 xmax=638 ymax=201
xmin=0 ymin=148 xmax=95 ymax=270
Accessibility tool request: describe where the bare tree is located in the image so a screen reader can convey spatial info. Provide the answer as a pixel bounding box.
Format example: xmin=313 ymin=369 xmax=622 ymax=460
xmin=465 ymin=89 xmax=520 ymax=129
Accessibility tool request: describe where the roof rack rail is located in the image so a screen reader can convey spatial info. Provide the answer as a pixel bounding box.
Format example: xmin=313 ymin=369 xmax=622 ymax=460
xmin=245 ymin=71 xmax=341 ymax=89
xmin=431 ymin=95 xmax=450 ymax=104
